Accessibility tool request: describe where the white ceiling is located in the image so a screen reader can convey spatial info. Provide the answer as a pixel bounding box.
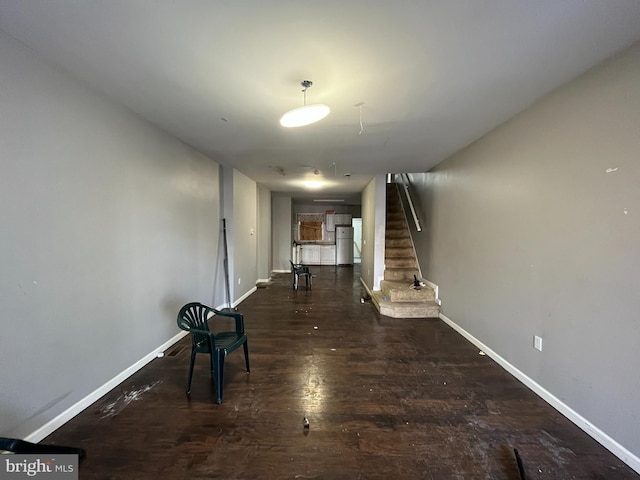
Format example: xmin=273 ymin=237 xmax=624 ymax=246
xmin=2 ymin=1 xmax=640 ymax=203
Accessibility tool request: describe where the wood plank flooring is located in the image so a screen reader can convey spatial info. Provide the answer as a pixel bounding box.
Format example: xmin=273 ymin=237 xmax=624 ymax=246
xmin=43 ymin=265 xmax=637 ymax=479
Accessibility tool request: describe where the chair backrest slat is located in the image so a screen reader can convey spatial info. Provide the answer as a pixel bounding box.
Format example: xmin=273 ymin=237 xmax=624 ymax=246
xmin=177 ymin=302 xmax=212 ymax=346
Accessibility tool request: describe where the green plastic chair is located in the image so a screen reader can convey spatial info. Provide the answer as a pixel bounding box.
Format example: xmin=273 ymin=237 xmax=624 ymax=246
xmin=177 ymin=302 xmax=250 ymax=404
xmin=290 ymin=260 xmax=312 ymax=290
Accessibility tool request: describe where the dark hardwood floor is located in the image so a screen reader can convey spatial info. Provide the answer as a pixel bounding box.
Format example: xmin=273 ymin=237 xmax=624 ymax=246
xmin=44 ymin=265 xmax=637 ymax=479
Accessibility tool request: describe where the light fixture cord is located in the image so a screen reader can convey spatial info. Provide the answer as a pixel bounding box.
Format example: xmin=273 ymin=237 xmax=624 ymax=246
xmin=359 ymin=105 xmax=364 ymax=135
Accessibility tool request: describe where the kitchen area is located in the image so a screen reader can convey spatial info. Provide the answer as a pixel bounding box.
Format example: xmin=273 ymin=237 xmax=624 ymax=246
xmin=293 ymin=211 xmax=355 ymax=266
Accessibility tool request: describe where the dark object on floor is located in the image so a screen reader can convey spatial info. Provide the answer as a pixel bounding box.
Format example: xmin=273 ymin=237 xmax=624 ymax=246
xmin=0 ymin=437 xmax=86 ymax=459
xmin=40 ymin=267 xmax=639 ymax=479
xmin=514 ymin=448 xmax=527 ymax=480
xmin=303 ymin=417 xmax=310 ymax=429
xmin=177 ymin=302 xmax=250 ymax=404
xmin=290 ymin=260 xmax=312 ymax=290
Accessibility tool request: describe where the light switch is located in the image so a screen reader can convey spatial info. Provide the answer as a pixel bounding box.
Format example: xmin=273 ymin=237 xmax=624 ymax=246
xmin=534 ymin=335 xmax=543 ymax=351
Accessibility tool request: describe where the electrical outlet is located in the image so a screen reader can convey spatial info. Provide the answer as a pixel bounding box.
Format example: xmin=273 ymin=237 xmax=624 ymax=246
xmin=534 ymin=335 xmax=543 ymax=351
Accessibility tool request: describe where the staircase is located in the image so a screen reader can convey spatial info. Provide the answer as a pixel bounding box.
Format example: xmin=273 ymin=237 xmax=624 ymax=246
xmin=371 ymin=183 xmax=441 ymax=318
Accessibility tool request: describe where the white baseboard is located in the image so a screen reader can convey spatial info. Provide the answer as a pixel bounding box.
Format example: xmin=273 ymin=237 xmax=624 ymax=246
xmin=438 ymin=312 xmax=640 ymax=475
xmin=234 ymin=286 xmax=257 ymax=307
xmin=359 ymin=277 xmax=376 ymax=296
xmin=25 ymin=285 xmax=264 ymax=444
xmin=256 ymin=277 xmax=271 ymax=284
xmin=422 ymin=279 xmax=440 ymax=305
xmin=215 ymin=286 xmax=258 ymax=311
xmin=272 ymin=269 xmax=289 ymax=273
xmin=25 ymin=330 xmax=189 ymax=443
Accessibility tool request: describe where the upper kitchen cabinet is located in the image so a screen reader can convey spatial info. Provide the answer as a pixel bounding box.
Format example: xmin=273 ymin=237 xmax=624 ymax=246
xmin=326 ymin=212 xmax=335 ymax=232
xmin=326 ymin=212 xmax=351 ymax=230
xmin=335 ymin=214 xmax=352 ymax=226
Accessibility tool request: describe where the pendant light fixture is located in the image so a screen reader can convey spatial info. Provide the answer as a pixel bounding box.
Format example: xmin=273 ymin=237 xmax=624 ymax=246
xmin=280 ymin=80 xmax=330 ymax=127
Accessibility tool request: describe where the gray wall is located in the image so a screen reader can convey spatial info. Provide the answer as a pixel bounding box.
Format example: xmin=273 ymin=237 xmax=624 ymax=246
xmin=231 ymin=169 xmax=258 ymax=299
xmin=410 ymin=43 xmax=640 ymax=458
xmin=0 ymin=32 xmax=222 ymax=438
xmin=292 ymin=203 xmax=361 ymax=217
xmin=218 ymin=167 xmax=262 ymax=306
xmin=360 ymin=175 xmax=387 ymax=292
xmin=271 ymin=195 xmax=293 ymax=272
xmin=256 ymin=185 xmax=272 ymax=281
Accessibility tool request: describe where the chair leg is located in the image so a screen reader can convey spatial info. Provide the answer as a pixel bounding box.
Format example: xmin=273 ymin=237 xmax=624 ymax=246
xmin=0 ymin=437 xmax=86 ymax=460
xmin=243 ymin=340 xmax=250 ymax=373
xmin=213 ymin=349 xmax=226 ymax=404
xmin=293 ymin=272 xmax=299 ymax=290
xmin=186 ymin=349 xmax=197 ymax=395
xmin=209 ymin=348 xmax=216 ymax=378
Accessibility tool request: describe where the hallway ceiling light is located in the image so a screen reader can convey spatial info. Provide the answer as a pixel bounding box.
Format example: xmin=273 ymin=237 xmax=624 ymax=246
xmin=302 ymin=180 xmax=324 ymax=189
xmin=280 ymin=80 xmax=330 ymax=128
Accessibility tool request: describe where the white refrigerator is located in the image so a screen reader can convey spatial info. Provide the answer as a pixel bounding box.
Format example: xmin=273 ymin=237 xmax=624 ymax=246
xmin=336 ymin=226 xmax=354 ymax=265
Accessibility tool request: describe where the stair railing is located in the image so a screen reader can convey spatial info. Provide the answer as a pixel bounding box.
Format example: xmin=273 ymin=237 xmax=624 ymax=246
xmin=399 ymin=173 xmax=422 ymax=232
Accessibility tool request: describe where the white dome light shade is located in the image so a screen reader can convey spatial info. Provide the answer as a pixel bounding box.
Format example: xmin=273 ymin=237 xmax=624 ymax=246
xmin=280 ymin=104 xmax=330 ymax=127
xmin=301 ymin=180 xmax=324 ymax=189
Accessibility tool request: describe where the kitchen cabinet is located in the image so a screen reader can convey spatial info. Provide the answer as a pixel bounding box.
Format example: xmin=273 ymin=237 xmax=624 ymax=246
xmin=327 ymin=213 xmax=351 ymax=230
xmin=320 ymin=245 xmax=336 ymax=265
xmin=298 ymin=244 xmax=336 ymax=265
xmin=334 ymin=213 xmax=352 ymax=226
xmin=326 ymin=213 xmax=335 ymax=232
xmin=299 ymin=245 xmax=321 ymax=265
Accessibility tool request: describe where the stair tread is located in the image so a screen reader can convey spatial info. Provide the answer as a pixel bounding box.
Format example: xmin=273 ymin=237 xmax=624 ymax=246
xmin=373 ymin=291 xmax=439 ymax=306
xmin=380 ymin=280 xmax=435 ymax=302
xmin=383 ymin=183 xmax=423 ymax=289
xmin=385 ymin=238 xmax=413 ymax=246
xmin=381 ymin=279 xmax=432 ymax=290
xmin=372 ymin=291 xmax=440 ymax=319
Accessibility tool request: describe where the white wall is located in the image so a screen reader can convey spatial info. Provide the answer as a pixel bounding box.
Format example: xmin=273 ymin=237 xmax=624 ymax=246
xmin=409 ymin=42 xmax=640 ymax=467
xmin=0 ymin=32 xmax=222 ymax=439
xmin=360 ymin=175 xmax=387 ymax=292
xmin=231 ymin=170 xmax=258 ymax=300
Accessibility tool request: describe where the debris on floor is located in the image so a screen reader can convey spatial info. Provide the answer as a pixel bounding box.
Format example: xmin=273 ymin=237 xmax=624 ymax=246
xmin=100 ymin=381 xmax=161 ymax=418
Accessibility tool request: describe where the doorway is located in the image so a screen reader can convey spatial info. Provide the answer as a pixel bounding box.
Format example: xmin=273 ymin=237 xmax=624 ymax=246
xmin=352 ymin=218 xmax=362 ymax=264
